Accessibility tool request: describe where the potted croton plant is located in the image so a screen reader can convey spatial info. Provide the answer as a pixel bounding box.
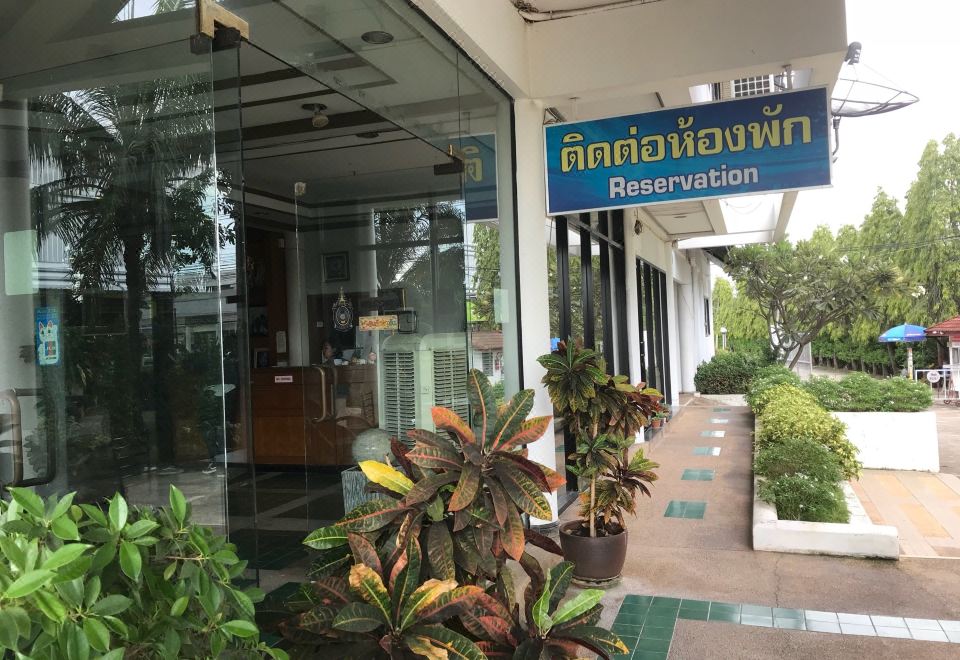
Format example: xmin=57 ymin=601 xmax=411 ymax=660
xmin=539 ymin=341 xmax=660 ymax=584
xmin=277 ymin=370 xmax=629 ymax=659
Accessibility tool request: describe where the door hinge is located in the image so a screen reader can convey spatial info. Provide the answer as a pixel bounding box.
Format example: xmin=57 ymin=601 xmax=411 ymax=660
xmin=191 ymin=0 xmax=250 ymax=53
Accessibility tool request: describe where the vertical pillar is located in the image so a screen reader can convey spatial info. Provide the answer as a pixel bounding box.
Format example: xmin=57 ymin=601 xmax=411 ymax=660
xmin=678 ymin=281 xmax=697 ymax=392
xmin=513 ymin=99 xmax=557 ymax=523
xmin=664 ymin=248 xmax=682 ymax=407
xmin=624 ymin=211 xmax=644 ymax=386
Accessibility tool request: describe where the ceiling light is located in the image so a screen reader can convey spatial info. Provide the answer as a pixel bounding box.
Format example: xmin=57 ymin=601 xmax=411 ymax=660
xmin=361 ymin=30 xmax=394 ymax=45
xmin=302 ymin=103 xmax=329 ymax=129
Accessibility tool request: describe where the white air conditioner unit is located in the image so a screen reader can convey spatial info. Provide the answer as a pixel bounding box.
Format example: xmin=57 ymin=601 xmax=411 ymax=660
xmin=379 ymin=333 xmax=470 ymax=443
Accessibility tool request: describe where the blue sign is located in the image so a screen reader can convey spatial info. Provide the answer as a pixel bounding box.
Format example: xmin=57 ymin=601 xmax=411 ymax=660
xmin=544 ymin=88 xmax=831 ymax=215
xmin=35 ymin=307 xmax=61 ymax=366
xmin=432 ymin=134 xmax=498 ymax=221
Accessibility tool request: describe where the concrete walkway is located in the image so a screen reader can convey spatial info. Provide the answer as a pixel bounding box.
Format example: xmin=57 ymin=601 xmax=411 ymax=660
xmin=554 ymin=399 xmax=960 ymax=659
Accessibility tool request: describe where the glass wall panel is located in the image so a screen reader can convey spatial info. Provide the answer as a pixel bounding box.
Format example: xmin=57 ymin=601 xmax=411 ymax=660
xmin=0 ymin=39 xmax=232 ymax=531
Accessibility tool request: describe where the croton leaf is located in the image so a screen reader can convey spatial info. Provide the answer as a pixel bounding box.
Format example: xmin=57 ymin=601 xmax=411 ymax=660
xmin=486 ymin=481 xmax=512 ymax=526
xmin=348 ymin=564 xmax=392 ymax=625
xmin=407 ymin=429 xmax=457 ymax=450
xmin=523 ymin=528 xmax=563 ymax=556
xmin=407 ymin=624 xmax=487 ymax=660
xmin=500 ymin=505 xmax=526 ymax=561
xmin=426 ymin=523 xmax=456 ymax=581
xmin=340 ymin=499 xmax=406 ymax=533
xmin=347 ymin=533 xmax=382 ymax=578
xmin=547 ymin=562 xmax=574 ymax=610
xmin=552 ymin=625 xmax=628 ymax=658
xmin=540 ymin=465 xmax=568 ymax=492
xmin=391 ymin=537 xmax=422 ymax=617
xmin=308 ymin=577 xmax=352 ymax=606
xmin=431 ymin=407 xmax=477 ymax=445
xmin=397 ymin=579 xmax=457 ymax=632
xmin=403 ymin=472 xmax=460 ymax=506
xmin=416 ymin=585 xmax=486 ymax=624
xmin=405 ymin=635 xmax=448 ymax=660
xmin=448 ymin=463 xmax=480 ymax=512
xmin=466 ymin=369 xmax=496 ymax=445
xmin=406 ymin=445 xmax=464 ymax=472
xmin=359 ymin=461 xmax=414 ymax=496
xmin=303 ymin=525 xmax=348 ymax=550
xmin=492 ymin=453 xmax=550 ymax=491
xmin=496 ymin=416 xmax=552 ymax=451
xmin=333 ymin=601 xmax=387 ymax=633
xmin=487 ymin=389 xmax=536 ymax=451
xmin=552 ymin=603 xmax=603 ymax=632
xmin=495 ymin=464 xmax=553 ymax=520
xmin=551 ymin=589 xmax=602 ymax=627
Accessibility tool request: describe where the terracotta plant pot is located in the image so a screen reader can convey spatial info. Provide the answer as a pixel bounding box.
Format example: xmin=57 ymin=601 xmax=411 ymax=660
xmin=559 ymin=521 xmax=628 ymax=584
xmin=651 ymin=418 xmax=662 ymax=428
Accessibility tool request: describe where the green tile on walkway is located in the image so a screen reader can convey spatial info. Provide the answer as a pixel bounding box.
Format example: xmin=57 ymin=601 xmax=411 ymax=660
xmin=624 ymin=595 xmax=654 ymax=606
xmin=713 ymin=407 xmax=731 ymax=412
xmin=692 ymin=446 xmax=722 ymax=456
xmin=612 ymin=623 xmax=643 ymax=637
xmin=640 ymin=625 xmax=674 ymax=640
xmin=651 ymin=596 xmax=682 ymax=608
xmin=681 ymin=468 xmax=715 ymax=481
xmin=775 ymin=618 xmax=807 ymax=630
xmin=774 ymin=608 xmax=805 ymax=620
xmin=700 ymin=430 xmax=726 ymax=437
xmin=615 ymin=611 xmax=647 ymax=626
xmin=633 ymin=652 xmax=668 ymax=660
xmin=708 ymin=418 xmax=729 ymax=424
xmin=664 ymin=500 xmax=707 ymax=519
xmin=634 ymin=638 xmax=671 ymax=653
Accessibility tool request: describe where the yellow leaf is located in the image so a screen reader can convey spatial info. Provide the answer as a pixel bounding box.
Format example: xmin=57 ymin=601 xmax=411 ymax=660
xmin=360 ymin=461 xmax=414 ymax=495
xmin=398 ymin=578 xmax=457 ymax=630
xmin=406 ymin=636 xmax=449 ymax=660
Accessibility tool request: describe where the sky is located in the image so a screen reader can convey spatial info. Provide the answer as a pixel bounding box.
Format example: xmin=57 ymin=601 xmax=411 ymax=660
xmin=787 ymin=0 xmax=960 ymax=239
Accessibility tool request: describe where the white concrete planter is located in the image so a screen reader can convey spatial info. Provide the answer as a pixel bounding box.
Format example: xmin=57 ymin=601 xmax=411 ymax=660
xmin=831 ymin=411 xmax=939 ymax=472
xmin=752 ymin=477 xmax=899 ymax=559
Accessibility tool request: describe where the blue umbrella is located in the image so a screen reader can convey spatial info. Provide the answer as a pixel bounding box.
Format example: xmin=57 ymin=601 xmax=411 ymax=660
xmin=878 ymin=324 xmax=926 ymax=379
xmin=878 ymin=324 xmax=926 ymax=343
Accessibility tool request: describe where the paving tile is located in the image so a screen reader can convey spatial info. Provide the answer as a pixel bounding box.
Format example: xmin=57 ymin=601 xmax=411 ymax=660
xmin=700 ymin=430 xmax=726 ymax=437
xmin=633 ymin=652 xmax=668 ymax=660
xmin=875 ymin=626 xmax=912 ymax=639
xmin=708 ymin=418 xmax=729 ymax=424
xmin=946 ymin=631 xmax=960 ymax=643
xmin=640 ymin=626 xmax=674 ymax=640
xmin=619 ymin=602 xmax=651 ymax=615
xmin=840 ymin=623 xmax=876 ymax=636
xmin=616 ymin=611 xmax=647 ymax=626
xmin=741 ymin=614 xmax=774 ymax=627
xmin=650 ymin=596 xmax=682 ymax=608
xmin=806 ymin=620 xmax=842 ymax=634
xmin=774 ymin=618 xmax=806 ymax=630
xmin=709 ymin=602 xmax=741 ymax=614
xmin=939 ymin=620 xmax=960 ymax=632
xmin=712 ymin=407 xmax=731 ymax=412
xmin=911 ymin=629 xmax=949 ymax=642
xmin=805 ymin=610 xmax=839 ymax=623
xmin=634 ymin=638 xmax=671 ymax=653
xmin=663 ymin=501 xmax=686 ymax=517
xmin=905 ymin=618 xmax=943 ymax=631
xmin=692 ymin=446 xmax=722 ymax=456
xmin=617 ymin=636 xmax=640 ymax=652
xmin=623 ymin=595 xmax=653 ymax=606
xmin=612 ymin=623 xmax=644 ymax=637
xmin=644 ymin=615 xmax=678 ymax=629
xmin=707 ymin=610 xmax=740 ymax=623
xmin=773 ymin=608 xmax=805 ymax=620
xmin=683 ymin=502 xmax=707 ymax=519
xmin=837 ymin=613 xmax=872 ymax=625
xmin=678 ymin=609 xmax=709 ymax=621
xmin=741 ymin=605 xmax=773 ymax=617
xmin=679 ymin=599 xmax=709 ymax=612
xmin=871 ymin=616 xmax=906 ymax=628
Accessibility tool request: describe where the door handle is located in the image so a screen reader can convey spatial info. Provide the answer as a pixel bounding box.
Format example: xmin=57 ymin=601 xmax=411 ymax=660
xmin=0 ymin=389 xmax=24 ymax=487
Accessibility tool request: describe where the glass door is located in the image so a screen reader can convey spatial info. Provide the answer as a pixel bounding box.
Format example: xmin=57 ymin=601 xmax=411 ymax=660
xmin=0 ymin=35 xmax=240 ymax=537
xmin=229 ymin=41 xmax=469 ymax=593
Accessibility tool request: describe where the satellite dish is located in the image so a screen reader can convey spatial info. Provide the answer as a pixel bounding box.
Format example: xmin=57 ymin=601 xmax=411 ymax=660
xmin=829 ymin=43 xmax=918 ymax=157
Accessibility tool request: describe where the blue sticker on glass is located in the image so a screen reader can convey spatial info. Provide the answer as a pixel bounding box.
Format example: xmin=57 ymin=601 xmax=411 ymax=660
xmin=35 ymin=307 xmax=61 ymax=366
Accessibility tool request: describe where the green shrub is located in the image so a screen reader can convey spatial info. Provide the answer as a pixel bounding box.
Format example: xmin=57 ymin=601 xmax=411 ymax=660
xmin=757 ymin=386 xmax=861 ymax=480
xmin=694 ymin=351 xmax=764 ymax=394
xmin=757 ymin=475 xmax=850 ymax=523
xmin=0 ymin=486 xmax=282 ymax=659
xmin=803 ymin=373 xmax=933 ymax=412
xmin=746 ymin=365 xmax=801 ymax=414
xmin=754 ymin=437 xmax=843 ymax=483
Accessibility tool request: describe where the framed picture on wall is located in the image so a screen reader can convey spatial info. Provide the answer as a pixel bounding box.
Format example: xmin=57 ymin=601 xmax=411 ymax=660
xmin=323 ymin=252 xmax=350 ymax=282
xmin=254 ymin=348 xmax=270 ymax=369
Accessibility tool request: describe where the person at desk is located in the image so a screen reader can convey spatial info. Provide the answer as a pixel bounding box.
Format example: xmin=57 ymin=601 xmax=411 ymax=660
xmin=320 ymin=339 xmax=338 ymax=366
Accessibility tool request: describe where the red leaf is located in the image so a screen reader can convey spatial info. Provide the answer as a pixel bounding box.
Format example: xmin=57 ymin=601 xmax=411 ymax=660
xmin=496 ymin=416 xmax=551 ymax=451
xmin=493 ymin=453 xmax=550 ymax=491
xmin=308 ymin=577 xmax=351 ymax=605
xmin=523 ymin=529 xmax=562 ymax=555
xmin=432 ymin=407 xmax=477 ymax=445
xmin=487 ymin=481 xmax=512 ymax=526
xmin=348 ymin=533 xmax=383 ymax=578
xmin=501 ymin=506 xmax=525 ymax=561
xmin=406 ymin=445 xmax=463 ymax=471
xmin=448 ymin=463 xmax=480 ymax=512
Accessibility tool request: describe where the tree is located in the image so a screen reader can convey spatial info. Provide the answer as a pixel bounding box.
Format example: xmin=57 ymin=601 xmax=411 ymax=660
xmin=725 ymin=236 xmax=898 ymax=368
xmin=470 ymin=223 xmax=501 ymax=330
xmin=711 ymin=278 xmax=767 ymax=343
xmin=29 ymin=75 xmax=224 ymax=445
